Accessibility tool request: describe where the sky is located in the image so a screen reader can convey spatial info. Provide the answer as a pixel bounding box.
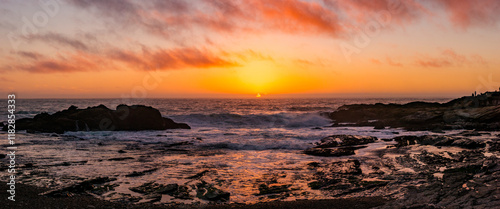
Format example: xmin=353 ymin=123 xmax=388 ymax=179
xmin=1 ymin=0 xmax=500 ymax=98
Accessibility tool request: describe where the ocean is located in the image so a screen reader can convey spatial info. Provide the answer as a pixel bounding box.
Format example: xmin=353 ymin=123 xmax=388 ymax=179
xmin=1 ymin=98 xmax=457 ymax=204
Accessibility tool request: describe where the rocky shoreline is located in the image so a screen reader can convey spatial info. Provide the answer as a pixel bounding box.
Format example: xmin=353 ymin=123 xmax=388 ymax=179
xmin=328 ymin=98 xmax=500 ymax=132
xmin=3 ymin=130 xmax=498 ymax=208
xmin=2 ymin=97 xmax=499 ymax=208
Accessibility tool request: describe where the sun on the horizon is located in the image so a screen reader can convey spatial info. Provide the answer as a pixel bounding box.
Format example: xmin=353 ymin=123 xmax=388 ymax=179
xmin=256 ymin=93 xmax=262 ymax=98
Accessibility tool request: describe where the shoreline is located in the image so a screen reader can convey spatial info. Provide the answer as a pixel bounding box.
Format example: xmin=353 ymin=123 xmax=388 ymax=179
xmin=0 ymin=181 xmax=389 ymax=209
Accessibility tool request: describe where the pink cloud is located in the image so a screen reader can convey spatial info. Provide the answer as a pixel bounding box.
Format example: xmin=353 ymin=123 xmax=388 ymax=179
xmin=433 ymin=0 xmax=500 ymax=29
xmin=7 ymin=47 xmax=238 ymax=73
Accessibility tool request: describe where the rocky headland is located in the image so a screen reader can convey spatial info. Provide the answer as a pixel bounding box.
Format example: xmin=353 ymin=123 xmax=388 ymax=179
xmin=3 ymin=104 xmax=190 ymax=133
xmin=329 ymin=91 xmax=500 ymax=131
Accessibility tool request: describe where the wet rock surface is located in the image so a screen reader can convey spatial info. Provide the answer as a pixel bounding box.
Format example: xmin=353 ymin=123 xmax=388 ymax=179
xmin=304 ymin=135 xmax=377 ymax=157
xmin=41 ymin=177 xmax=117 ymax=197
xmin=5 ymin=128 xmax=500 ymax=208
xmin=7 ymin=104 xmax=190 ymax=133
xmin=301 ymin=131 xmax=500 ymax=209
xmin=394 ymin=135 xmax=486 ymax=149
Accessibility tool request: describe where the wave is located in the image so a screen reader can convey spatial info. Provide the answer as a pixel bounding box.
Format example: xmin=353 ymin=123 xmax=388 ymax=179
xmin=169 ymin=112 xmax=332 ymax=128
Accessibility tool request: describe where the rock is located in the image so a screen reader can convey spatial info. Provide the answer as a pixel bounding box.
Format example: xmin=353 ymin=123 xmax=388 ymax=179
xmin=130 ymin=182 xmax=174 ymax=194
xmin=117 ymin=150 xmax=126 ymax=153
xmin=0 ymin=154 xmax=5 ymax=159
xmin=125 ymin=168 xmax=158 ymax=177
xmin=458 ymin=130 xmax=483 ymax=136
xmin=394 ymin=135 xmax=485 ymax=149
xmin=328 ymin=94 xmax=500 ymax=131
xmin=257 ymin=184 xmax=291 ymax=195
xmin=304 ymin=146 xmax=365 ymax=157
xmin=307 ymin=160 xmax=362 ymax=190
xmin=157 ymin=184 xmax=179 ymax=194
xmin=7 ymin=104 xmax=190 ymax=133
xmin=315 ymin=135 xmax=377 ymax=148
xmin=304 ymin=135 xmax=375 ymax=157
xmin=488 ymin=141 xmax=500 ymax=152
xmin=195 ymin=182 xmax=230 ymax=202
xmin=327 ymin=159 xmax=362 ymax=175
xmin=42 ymin=177 xmax=116 ymax=197
xmin=130 ymin=182 xmax=193 ymax=199
xmin=186 ymin=170 xmax=211 ymax=179
xmin=129 ymin=182 xmax=160 ymax=194
xmin=172 ymin=185 xmax=192 ymax=199
xmin=108 ymin=157 xmax=134 ymax=161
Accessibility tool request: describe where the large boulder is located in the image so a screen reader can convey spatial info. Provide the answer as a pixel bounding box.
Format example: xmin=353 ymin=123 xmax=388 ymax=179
xmin=6 ymin=104 xmax=190 ymax=133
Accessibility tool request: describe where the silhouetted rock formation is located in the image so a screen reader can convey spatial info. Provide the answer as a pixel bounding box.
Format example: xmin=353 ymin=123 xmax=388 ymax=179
xmin=6 ymin=104 xmax=190 ymax=133
xmin=329 ymin=91 xmax=500 ymax=131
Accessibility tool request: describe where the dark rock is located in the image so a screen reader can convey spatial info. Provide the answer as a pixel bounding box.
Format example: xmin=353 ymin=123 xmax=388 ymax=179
xmin=7 ymin=104 xmax=190 ymax=133
xmin=186 ymin=170 xmax=211 ymax=179
xmin=0 ymin=154 xmax=5 ymax=159
xmin=458 ymin=130 xmax=483 ymax=136
xmin=42 ymin=177 xmax=116 ymax=197
xmin=304 ymin=146 xmax=365 ymax=157
xmin=257 ymin=184 xmax=291 ymax=195
xmin=117 ymin=150 xmax=126 ymax=153
xmin=125 ymin=168 xmax=158 ymax=177
xmin=315 ymin=135 xmax=377 ymax=148
xmin=129 ymin=182 xmax=163 ymax=194
xmin=328 ymin=94 xmax=500 ymax=131
xmin=307 ymin=160 xmax=362 ymax=190
xmin=488 ymin=141 xmax=500 ymax=152
xmin=108 ymin=157 xmax=134 ymax=161
xmin=196 ymin=182 xmax=230 ymax=202
xmin=394 ymin=135 xmax=485 ymax=149
xmin=157 ymin=184 xmax=179 ymax=194
xmin=130 ymin=182 xmax=181 ymax=197
xmin=328 ymin=159 xmax=362 ymax=175
xmin=172 ymin=185 xmax=192 ymax=199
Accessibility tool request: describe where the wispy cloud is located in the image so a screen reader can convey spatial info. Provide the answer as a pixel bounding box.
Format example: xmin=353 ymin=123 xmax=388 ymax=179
xmin=5 ymin=46 xmax=239 ymax=73
xmin=415 ymin=49 xmax=487 ymax=68
xmin=26 ymin=33 xmax=90 ymax=51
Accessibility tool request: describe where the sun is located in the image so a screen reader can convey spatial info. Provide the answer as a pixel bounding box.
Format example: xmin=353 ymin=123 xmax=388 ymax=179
xmin=256 ymin=93 xmax=262 ymax=98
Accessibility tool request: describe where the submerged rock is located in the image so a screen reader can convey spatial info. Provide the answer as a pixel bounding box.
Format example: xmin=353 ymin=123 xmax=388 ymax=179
xmin=8 ymin=104 xmax=190 ymax=133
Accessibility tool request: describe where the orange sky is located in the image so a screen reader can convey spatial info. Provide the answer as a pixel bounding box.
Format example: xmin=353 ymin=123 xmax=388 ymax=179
xmin=1 ymin=0 xmax=500 ymax=98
